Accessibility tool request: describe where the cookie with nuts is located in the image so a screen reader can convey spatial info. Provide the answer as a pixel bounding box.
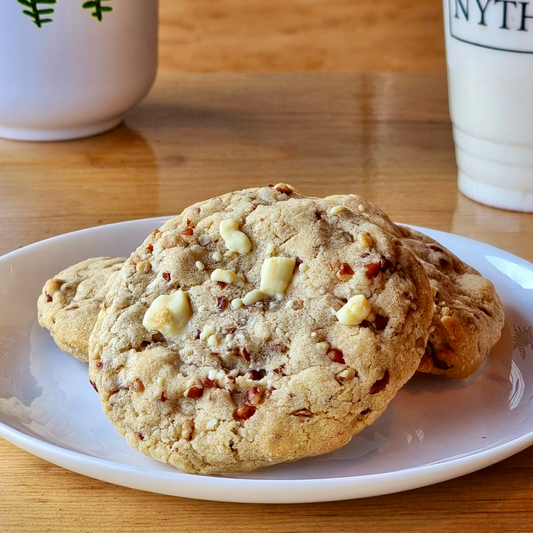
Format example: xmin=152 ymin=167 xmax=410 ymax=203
xmin=326 ymin=194 xmax=505 ymax=378
xmin=37 ymin=257 xmax=126 ymax=362
xmin=395 ymin=226 xmax=505 ymax=378
xmin=89 ymin=184 xmax=433 ymax=474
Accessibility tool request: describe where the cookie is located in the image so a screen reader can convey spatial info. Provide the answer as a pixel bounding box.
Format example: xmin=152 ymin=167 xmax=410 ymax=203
xmin=89 ymin=185 xmax=433 ymax=474
xmin=38 ymin=257 xmax=126 ymax=362
xmin=395 ymin=226 xmax=505 ymax=378
xmin=326 ymin=194 xmax=505 ymax=378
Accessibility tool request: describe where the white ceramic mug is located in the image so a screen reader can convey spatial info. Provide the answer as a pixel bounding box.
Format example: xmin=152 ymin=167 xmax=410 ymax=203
xmin=0 ymin=0 xmax=158 ymax=141
xmin=443 ymin=0 xmax=533 ymax=212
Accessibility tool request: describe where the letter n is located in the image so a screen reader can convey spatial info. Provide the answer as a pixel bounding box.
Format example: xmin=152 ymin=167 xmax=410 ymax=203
xmin=455 ymin=0 xmax=469 ymax=18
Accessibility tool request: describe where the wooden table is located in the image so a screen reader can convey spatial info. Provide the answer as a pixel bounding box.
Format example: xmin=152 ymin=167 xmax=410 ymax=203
xmin=158 ymin=0 xmax=446 ymax=73
xmin=1 ymin=72 xmax=532 ymax=532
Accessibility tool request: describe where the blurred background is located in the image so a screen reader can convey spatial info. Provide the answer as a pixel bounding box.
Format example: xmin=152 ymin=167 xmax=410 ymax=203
xmin=159 ymin=0 xmax=445 ymax=73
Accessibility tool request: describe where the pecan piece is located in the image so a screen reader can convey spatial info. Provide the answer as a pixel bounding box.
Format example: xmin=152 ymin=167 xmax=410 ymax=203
xmin=327 ymin=348 xmax=345 ymax=364
xmin=236 ymin=405 xmax=257 ymax=420
xmin=246 ymin=387 xmax=264 ymax=405
xmin=276 ymin=186 xmax=293 ymax=195
xmin=380 ymin=257 xmax=393 ymax=271
xmin=245 ymin=369 xmax=262 ymax=381
xmin=273 ymin=364 xmax=286 ymax=375
xmin=204 ymin=377 xmax=216 ymax=388
xmin=364 ymin=262 xmax=381 ymax=278
xmin=336 ymin=263 xmax=354 ymax=279
xmin=185 ymin=386 xmax=203 ymax=399
xmin=370 ymin=371 xmax=390 ymax=394
xmin=291 ymin=409 xmax=313 ymax=418
xmin=217 ymin=296 xmax=228 ymax=311
xmin=133 ymin=378 xmax=145 ymax=392
xmin=242 ymin=347 xmax=251 ymax=361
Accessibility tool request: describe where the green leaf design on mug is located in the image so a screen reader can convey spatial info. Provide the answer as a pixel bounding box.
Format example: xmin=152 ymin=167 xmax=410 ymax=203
xmin=18 ymin=0 xmax=57 ymax=28
xmin=82 ymin=0 xmax=113 ymax=21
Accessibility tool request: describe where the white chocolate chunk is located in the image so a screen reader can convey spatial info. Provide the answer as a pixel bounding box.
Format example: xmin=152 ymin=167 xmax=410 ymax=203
xmin=266 ymin=243 xmax=276 ymax=256
xmin=200 ymin=324 xmax=216 ymax=341
xmin=337 ymin=368 xmax=356 ymax=381
xmin=237 ymin=427 xmax=255 ymax=442
xmin=243 ymin=289 xmax=264 ymax=306
xmin=231 ymin=298 xmax=243 ymax=309
xmin=336 ymin=295 xmax=371 ymax=326
xmin=207 ymin=334 xmax=220 ymax=346
xmin=195 ymin=261 xmax=205 ymax=271
xmin=142 ymin=290 xmax=191 ymax=340
xmin=212 ymin=251 xmax=223 ymax=261
xmin=206 ymin=419 xmax=218 ymax=430
xmin=357 ymin=232 xmax=373 ymax=248
xmin=220 ymin=219 xmax=252 ymax=255
xmin=330 ymin=205 xmax=345 ymax=215
xmin=260 ymin=257 xmax=296 ymax=297
xmin=210 ymin=269 xmax=245 ymax=287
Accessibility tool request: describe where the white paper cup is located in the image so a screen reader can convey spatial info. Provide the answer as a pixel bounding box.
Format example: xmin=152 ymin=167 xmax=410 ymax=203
xmin=0 ymin=0 xmax=158 ymax=141
xmin=443 ymin=0 xmax=533 ymax=212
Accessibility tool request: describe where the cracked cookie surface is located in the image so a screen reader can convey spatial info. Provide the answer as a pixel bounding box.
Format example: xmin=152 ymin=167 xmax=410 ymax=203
xmin=326 ymin=194 xmax=505 ymax=378
xmin=89 ymin=185 xmax=433 ymax=474
xmin=38 ymin=257 xmax=126 ymax=362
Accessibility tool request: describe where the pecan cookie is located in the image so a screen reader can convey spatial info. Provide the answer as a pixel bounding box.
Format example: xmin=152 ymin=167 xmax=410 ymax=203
xmin=38 ymin=257 xmax=126 ymax=362
xmin=395 ymin=226 xmax=505 ymax=378
xmin=89 ymin=185 xmax=433 ymax=474
xmin=326 ymin=194 xmax=505 ymax=378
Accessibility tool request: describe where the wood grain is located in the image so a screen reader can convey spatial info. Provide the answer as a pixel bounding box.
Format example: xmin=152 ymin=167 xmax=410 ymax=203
xmin=158 ymin=0 xmax=446 ymax=73
xmin=1 ymin=72 xmax=533 ymax=532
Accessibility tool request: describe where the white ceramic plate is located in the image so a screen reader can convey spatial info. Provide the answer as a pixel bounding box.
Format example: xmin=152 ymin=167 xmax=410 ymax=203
xmin=0 ymin=218 xmax=532 ymax=504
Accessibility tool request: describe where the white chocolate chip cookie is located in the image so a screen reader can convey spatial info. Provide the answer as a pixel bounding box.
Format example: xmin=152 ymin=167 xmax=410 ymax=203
xmin=89 ymin=185 xmax=433 ymax=474
xmin=37 ymin=257 xmax=126 ymax=362
xmin=326 ymin=194 xmax=505 ymax=378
